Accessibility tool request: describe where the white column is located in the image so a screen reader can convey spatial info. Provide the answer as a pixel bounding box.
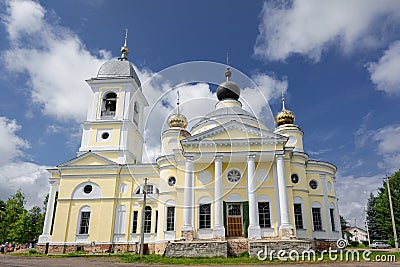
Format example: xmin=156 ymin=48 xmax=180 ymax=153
xmin=182 ymin=156 xmax=194 ymax=233
xmin=247 ymin=155 xmax=261 ymax=239
xmin=38 ymin=180 xmax=58 ymax=244
xmin=276 ymin=154 xmax=293 ymax=238
xmin=321 ymin=174 xmax=331 ymax=239
xmin=214 ymin=156 xmax=225 ymax=238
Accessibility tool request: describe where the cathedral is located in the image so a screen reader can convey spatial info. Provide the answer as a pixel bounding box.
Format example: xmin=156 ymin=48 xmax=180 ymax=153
xmin=38 ymin=34 xmax=341 ymax=255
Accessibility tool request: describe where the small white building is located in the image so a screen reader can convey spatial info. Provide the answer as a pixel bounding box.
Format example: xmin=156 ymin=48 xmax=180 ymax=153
xmin=347 ymin=227 xmax=368 ymax=243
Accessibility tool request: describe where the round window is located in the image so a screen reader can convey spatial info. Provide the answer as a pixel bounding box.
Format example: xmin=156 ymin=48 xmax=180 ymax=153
xmin=291 ymin=174 xmax=299 ymax=184
xmin=101 ymin=132 xmax=110 ymax=139
xmin=227 ymin=169 xmax=241 ymax=183
xmin=168 ymin=176 xmax=176 ymax=186
xmin=309 ymin=180 xmax=318 ymax=190
xmin=83 ymin=184 xmax=92 ymax=194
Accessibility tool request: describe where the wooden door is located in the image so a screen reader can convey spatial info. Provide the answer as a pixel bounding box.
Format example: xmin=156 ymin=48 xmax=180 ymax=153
xmin=226 ymin=203 xmax=243 ymax=237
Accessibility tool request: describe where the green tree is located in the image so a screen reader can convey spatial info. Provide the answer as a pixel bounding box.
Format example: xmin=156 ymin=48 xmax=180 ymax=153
xmin=340 ymin=215 xmax=352 ymax=239
xmin=375 ymin=171 xmax=400 ymax=245
xmin=0 ymin=190 xmax=46 ymax=244
xmin=0 ymin=199 xmax=7 ymax=242
xmin=366 ymin=170 xmax=400 ymax=246
xmin=366 ymin=192 xmax=387 ymax=241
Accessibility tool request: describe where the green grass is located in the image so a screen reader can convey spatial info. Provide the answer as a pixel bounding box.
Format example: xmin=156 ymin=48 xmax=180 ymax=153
xmin=9 ymin=249 xmax=400 ymax=264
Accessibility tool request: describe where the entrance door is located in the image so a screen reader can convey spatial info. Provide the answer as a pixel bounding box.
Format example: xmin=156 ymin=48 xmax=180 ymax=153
xmin=226 ymin=203 xmax=243 ymax=237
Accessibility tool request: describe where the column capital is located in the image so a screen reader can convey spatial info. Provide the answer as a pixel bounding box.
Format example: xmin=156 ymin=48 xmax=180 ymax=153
xmin=214 ymin=155 xmax=223 ymax=161
xmin=49 ymin=178 xmax=59 ymax=186
xmin=247 ymin=154 xmax=256 ymax=160
xmin=275 ymin=153 xmax=285 ymax=159
xmin=184 ymin=155 xmax=195 ymax=161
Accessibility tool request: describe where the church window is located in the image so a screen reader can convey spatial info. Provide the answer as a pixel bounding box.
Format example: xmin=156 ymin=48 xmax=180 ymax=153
xmin=166 ymin=206 xmax=175 ymax=231
xmin=101 ymin=132 xmax=110 ymax=139
xmin=133 ymin=101 xmax=139 ymax=125
xmin=168 ymin=176 xmax=176 ymax=186
xmin=134 ymin=185 xmax=159 ymax=195
xmin=79 ymin=211 xmax=91 ymax=234
xmin=291 ymin=174 xmax=299 ymax=184
xmin=101 ymin=92 xmax=117 ymax=117
xmin=144 ymin=184 xmax=153 ymax=194
xmin=227 ymin=169 xmax=241 ymax=183
xmin=258 ymin=202 xmax=271 ymax=228
xmin=199 ymin=204 xmax=211 ymax=229
xmin=155 ymin=210 xmax=158 ymax=233
xmin=144 ymin=206 xmax=152 ymax=233
xmin=309 ymin=180 xmax=318 ymax=190
xmin=312 ymin=207 xmax=323 ymax=231
xmin=330 ymin=208 xmax=336 ymax=231
xmin=294 ymin=203 xmax=303 ymax=229
xmin=132 ymin=211 xmax=138 ymax=234
xmin=114 ymin=205 xmax=126 ymax=234
xmin=83 ymin=185 xmax=92 ymax=194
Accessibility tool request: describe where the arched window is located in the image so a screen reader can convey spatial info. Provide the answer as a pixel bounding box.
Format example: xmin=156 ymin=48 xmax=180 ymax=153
xmin=311 ymin=202 xmax=323 ymax=231
xmin=144 ymin=206 xmax=152 ymax=233
xmin=133 ymin=101 xmax=139 ymax=125
xmin=329 ymin=203 xmax=336 ymax=232
xmin=101 ymin=92 xmax=117 ymax=117
xmin=77 ymin=206 xmax=91 ymax=235
xmin=114 ymin=205 xmax=126 ymax=234
xmin=293 ymin=197 xmax=304 ymax=229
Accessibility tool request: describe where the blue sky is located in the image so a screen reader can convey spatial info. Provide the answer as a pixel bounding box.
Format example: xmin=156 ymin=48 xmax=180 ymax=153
xmin=1 ymin=0 xmax=400 ymax=227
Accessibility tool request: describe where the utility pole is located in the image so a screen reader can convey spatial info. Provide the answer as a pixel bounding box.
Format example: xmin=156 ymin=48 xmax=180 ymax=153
xmin=139 ymin=177 xmax=148 ymax=258
xmin=364 ymin=208 xmax=371 ymax=247
xmin=386 ymin=176 xmax=399 ymax=252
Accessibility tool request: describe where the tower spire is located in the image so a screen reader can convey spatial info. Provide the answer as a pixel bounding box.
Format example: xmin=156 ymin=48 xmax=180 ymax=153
xmin=281 ymin=90 xmax=286 ymax=110
xmin=177 ymin=91 xmax=180 ymax=114
xmin=225 ymin=52 xmax=232 ymax=81
xmin=119 ymin=29 xmax=129 ymax=61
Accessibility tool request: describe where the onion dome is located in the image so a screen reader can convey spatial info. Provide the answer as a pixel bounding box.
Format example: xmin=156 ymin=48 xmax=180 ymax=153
xmin=216 ymin=67 xmax=240 ymax=101
xmin=274 ymin=96 xmax=295 ymax=126
xmin=96 ymin=29 xmax=141 ymax=87
xmin=167 ymin=91 xmax=188 ymax=129
xmin=168 ymin=113 xmax=188 ymax=128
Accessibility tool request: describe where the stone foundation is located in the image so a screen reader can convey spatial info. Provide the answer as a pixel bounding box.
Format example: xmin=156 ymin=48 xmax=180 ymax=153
xmin=37 ymin=243 xmax=137 ymax=255
xmin=181 ymin=230 xmax=194 ymax=241
xmin=314 ymin=239 xmax=338 ymax=251
xmin=227 ymin=238 xmax=248 ymax=256
xmin=37 ymin=238 xmax=337 ymax=257
xmin=164 ymin=240 xmax=227 ymax=258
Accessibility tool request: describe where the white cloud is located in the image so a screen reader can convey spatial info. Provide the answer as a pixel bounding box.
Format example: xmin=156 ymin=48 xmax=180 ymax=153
xmin=355 ymin=119 xmax=400 ymax=171
xmin=336 ymin=173 xmax=383 ymax=227
xmin=366 ymin=41 xmax=400 ymax=95
xmin=0 ymin=116 xmax=49 ymax=207
xmin=0 ymin=116 xmax=30 ymax=166
xmin=3 ymin=0 xmax=45 ymax=41
xmin=372 ymin=125 xmax=400 ymax=170
xmin=254 ymin=0 xmax=400 ymax=62
xmin=2 ymin=0 xmax=110 ymax=122
xmin=0 ymin=162 xmax=49 ymax=209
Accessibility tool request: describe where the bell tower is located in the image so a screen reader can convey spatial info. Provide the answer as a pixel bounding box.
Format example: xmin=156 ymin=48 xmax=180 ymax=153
xmin=79 ymin=30 xmax=148 ymax=163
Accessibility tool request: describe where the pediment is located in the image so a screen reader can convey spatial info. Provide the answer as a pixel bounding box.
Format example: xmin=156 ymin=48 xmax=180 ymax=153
xmin=58 ymin=151 xmax=117 ymax=167
xmin=182 ymin=120 xmax=287 ymax=146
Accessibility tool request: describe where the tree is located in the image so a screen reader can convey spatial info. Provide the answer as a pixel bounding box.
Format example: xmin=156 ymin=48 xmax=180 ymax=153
xmin=366 ymin=170 xmax=400 ymax=246
xmin=340 ymin=215 xmax=352 ymax=239
xmin=0 ymin=190 xmax=46 ymax=244
xmin=366 ymin=193 xmax=387 ymax=241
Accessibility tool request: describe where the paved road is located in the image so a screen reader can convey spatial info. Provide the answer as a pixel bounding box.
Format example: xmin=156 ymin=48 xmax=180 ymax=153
xmin=0 ymin=255 xmax=399 ymax=267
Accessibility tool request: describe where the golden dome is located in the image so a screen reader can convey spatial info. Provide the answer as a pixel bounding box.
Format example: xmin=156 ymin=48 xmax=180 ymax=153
xmin=274 ymin=97 xmax=295 ymax=126
xmin=168 ymin=113 xmax=188 ymax=129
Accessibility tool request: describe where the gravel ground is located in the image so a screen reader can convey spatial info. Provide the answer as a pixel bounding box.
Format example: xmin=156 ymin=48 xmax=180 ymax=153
xmin=0 ymin=254 xmax=399 ymax=267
